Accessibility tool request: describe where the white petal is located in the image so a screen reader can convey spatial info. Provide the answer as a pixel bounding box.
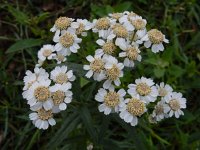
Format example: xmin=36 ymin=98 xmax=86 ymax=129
xmin=59 ymin=103 xmax=67 ymax=110
xmin=43 ymin=99 xmax=53 ymax=110
xmin=85 ymin=70 xmax=93 ymax=78
xmin=96 ymin=39 xmax=105 ymax=46
xmin=48 ymin=118 xmax=56 ymax=126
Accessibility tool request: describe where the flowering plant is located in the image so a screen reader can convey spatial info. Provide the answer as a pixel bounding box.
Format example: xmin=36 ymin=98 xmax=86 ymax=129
xmin=22 ymin=11 xmax=186 ymax=130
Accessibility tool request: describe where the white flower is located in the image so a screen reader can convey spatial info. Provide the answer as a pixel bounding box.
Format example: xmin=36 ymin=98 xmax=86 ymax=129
xmin=128 ymin=77 xmax=158 ymax=103
xmin=95 ymin=87 xmax=126 ymax=115
xmin=23 ymin=67 xmax=49 ymax=91
xmin=156 ymin=82 xmax=173 ymax=97
xmin=50 ymin=66 xmax=75 ymax=84
xmin=119 ymin=94 xmax=147 ymax=126
xmin=103 ymin=56 xmax=124 ymax=89
xmin=107 ymin=24 xmax=129 ymax=49
xmin=53 ymin=51 xmax=68 ymax=64
xmin=108 ymin=12 xmax=123 ymax=21
xmin=23 ymin=79 xmax=54 ymax=111
xmin=29 ymin=108 xmax=56 ymax=130
xmin=141 ymin=29 xmax=169 ymax=53
xmin=49 ymin=83 xmax=72 ymax=111
xmin=95 ymin=39 xmax=116 ymax=57
xmin=151 ymin=100 xmax=170 ymax=122
xmin=38 ymin=44 xmax=56 ymax=62
xmin=50 ymin=17 xmax=74 ymax=35
xmin=54 ymin=31 xmax=82 ymax=54
xmin=70 ymin=19 xmax=93 ymax=36
xmin=164 ymin=92 xmax=186 ymax=118
xmin=92 ymin=17 xmax=116 ymax=38
xmin=119 ymin=42 xmax=141 ymax=67
xmin=83 ymin=55 xmax=105 ymax=81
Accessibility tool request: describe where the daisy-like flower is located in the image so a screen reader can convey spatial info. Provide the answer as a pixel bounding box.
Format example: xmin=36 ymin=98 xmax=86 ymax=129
xmin=95 ymin=87 xmax=126 ymax=115
xmin=92 ymin=17 xmax=115 ymax=38
xmin=38 ymin=44 xmax=56 ymax=62
xmin=151 ymin=100 xmax=170 ymax=122
xmin=23 ymin=67 xmax=49 ymax=91
xmin=109 ymin=12 xmax=123 ymax=21
xmin=107 ymin=24 xmax=129 ymax=49
xmin=54 ymin=31 xmax=82 ymax=53
xmin=23 ymin=79 xmax=53 ymax=111
xmin=156 ymin=82 xmax=173 ymax=97
xmin=83 ymin=55 xmax=105 ymax=81
xmin=119 ymin=42 xmax=141 ymax=67
xmin=128 ymin=77 xmax=158 ymax=103
xmin=70 ymin=19 xmax=93 ymax=36
xmin=103 ymin=56 xmax=124 ymax=89
xmin=50 ymin=66 xmax=75 ymax=84
xmin=141 ymin=29 xmax=169 ymax=53
xmin=53 ymin=50 xmax=68 ymax=64
xmin=29 ymin=108 xmax=56 ymax=130
xmin=164 ymin=92 xmax=186 ymax=118
xmin=119 ymin=94 xmax=147 ymax=126
xmin=95 ymin=39 xmax=117 ymax=57
xmin=119 ymin=11 xmax=139 ymax=24
xmin=49 ymin=83 xmax=72 ymax=111
xmin=50 ymin=17 xmax=74 ymax=35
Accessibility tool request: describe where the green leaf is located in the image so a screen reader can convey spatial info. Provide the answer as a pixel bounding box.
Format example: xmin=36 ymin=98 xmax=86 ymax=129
xmin=114 ymin=2 xmax=132 ymax=12
xmin=8 ymin=6 xmax=29 ymax=25
xmin=6 ymin=39 xmax=43 ymax=53
xmin=154 ymin=68 xmax=165 ymax=78
xmin=79 ymin=106 xmax=98 ymax=143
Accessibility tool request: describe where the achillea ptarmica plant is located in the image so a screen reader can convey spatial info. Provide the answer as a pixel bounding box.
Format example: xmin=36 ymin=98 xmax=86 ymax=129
xmin=22 ymin=11 xmax=187 ymax=129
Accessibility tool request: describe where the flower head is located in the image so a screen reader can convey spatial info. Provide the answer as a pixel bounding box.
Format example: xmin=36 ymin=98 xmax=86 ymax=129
xmin=95 ymin=87 xmax=126 ymax=115
xmin=128 ymin=77 xmax=158 ymax=103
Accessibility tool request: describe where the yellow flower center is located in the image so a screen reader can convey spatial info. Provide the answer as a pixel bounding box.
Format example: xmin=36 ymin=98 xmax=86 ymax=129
xmin=95 ymin=18 xmax=110 ymax=30
xmin=59 ymin=32 xmax=74 ymax=48
xmin=76 ymin=23 xmax=85 ymax=35
xmin=57 ymin=54 xmax=65 ymax=62
xmin=111 ymin=13 xmax=123 ymax=20
xmin=102 ymin=41 xmax=116 ymax=55
xmin=52 ymin=90 xmax=65 ymax=105
xmin=55 ymin=73 xmax=68 ymax=84
xmin=154 ymin=104 xmax=164 ymax=115
xmin=34 ymin=86 xmax=50 ymax=102
xmin=131 ymin=19 xmax=146 ymax=30
xmin=126 ymin=47 xmax=139 ymax=60
xmin=169 ymin=99 xmax=180 ymax=111
xmin=55 ymin=17 xmax=71 ymax=30
xmin=127 ymin=98 xmax=145 ymax=116
xmin=104 ymin=91 xmax=120 ymax=107
xmin=148 ymin=29 xmax=164 ymax=44
xmin=113 ymin=24 xmax=128 ymax=38
xmin=136 ymin=83 xmax=151 ymax=96
xmin=159 ymin=88 xmax=168 ymax=97
xmin=106 ymin=64 xmax=120 ymax=81
xmin=90 ymin=59 xmax=104 ymax=73
xmin=37 ymin=108 xmax=53 ymax=120
xmin=43 ymin=49 xmax=52 ymax=57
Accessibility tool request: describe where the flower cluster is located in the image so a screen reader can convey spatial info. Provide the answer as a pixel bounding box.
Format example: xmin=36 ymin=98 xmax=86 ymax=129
xmin=95 ymin=77 xmax=186 ymax=126
xmin=37 ymin=17 xmax=93 ymax=66
xmin=87 ymin=12 xmax=186 ymax=126
xmin=22 ymin=11 xmax=187 ymax=129
xmin=22 ymin=66 xmax=75 ymax=129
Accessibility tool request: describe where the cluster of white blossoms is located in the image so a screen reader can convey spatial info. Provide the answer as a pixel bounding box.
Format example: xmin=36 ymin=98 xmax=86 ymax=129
xmin=22 ymin=66 xmax=75 ymax=129
xmin=36 ymin=17 xmax=93 ymax=66
xmin=89 ymin=12 xmax=186 ymax=126
xmin=22 ymin=11 xmax=187 ymax=129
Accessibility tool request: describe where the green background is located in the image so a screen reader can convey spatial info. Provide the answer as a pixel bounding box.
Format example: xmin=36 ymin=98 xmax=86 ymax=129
xmin=0 ymin=0 xmax=200 ymax=149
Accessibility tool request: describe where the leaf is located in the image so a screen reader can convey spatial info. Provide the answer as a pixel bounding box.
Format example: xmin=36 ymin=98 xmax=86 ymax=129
xmin=154 ymin=68 xmax=165 ymax=78
xmin=79 ymin=106 xmax=98 ymax=143
xmin=114 ymin=2 xmax=132 ymax=12
xmin=6 ymin=39 xmax=43 ymax=53
xmin=8 ymin=6 xmax=29 ymax=25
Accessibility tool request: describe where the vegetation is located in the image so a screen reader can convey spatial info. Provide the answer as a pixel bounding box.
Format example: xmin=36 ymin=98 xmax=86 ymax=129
xmin=0 ymin=0 xmax=200 ymax=149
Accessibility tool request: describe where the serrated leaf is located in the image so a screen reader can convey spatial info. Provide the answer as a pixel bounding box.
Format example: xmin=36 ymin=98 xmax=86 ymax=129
xmin=6 ymin=39 xmax=43 ymax=53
